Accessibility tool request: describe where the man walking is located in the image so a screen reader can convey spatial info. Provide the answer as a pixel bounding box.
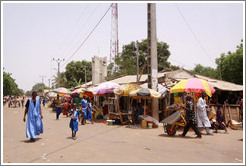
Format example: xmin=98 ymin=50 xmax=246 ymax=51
xmin=23 ymin=91 xmax=43 ymax=142
xmin=180 ymin=95 xmax=202 ymax=138
xmin=197 ymin=92 xmax=213 ymax=135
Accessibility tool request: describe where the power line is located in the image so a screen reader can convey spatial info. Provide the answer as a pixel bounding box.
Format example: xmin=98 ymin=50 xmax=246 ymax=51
xmin=60 ymin=4 xmax=100 ymax=60
xmin=175 ymin=4 xmax=214 ymax=65
xmin=55 ymin=4 xmax=89 ymax=60
xmin=168 ymin=57 xmax=193 ymax=69
xmin=60 ymin=3 xmax=113 ymax=68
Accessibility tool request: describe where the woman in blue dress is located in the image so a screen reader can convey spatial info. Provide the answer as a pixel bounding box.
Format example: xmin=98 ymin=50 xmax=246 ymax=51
xmin=69 ymin=104 xmax=81 ymax=140
xmin=81 ymin=95 xmax=88 ymax=125
xmin=87 ymin=98 xmax=94 ymax=124
xmin=23 ymin=91 xmax=43 ymax=142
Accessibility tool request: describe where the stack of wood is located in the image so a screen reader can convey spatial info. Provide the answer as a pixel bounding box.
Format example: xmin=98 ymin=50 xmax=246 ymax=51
xmin=223 ymin=102 xmax=242 ymax=130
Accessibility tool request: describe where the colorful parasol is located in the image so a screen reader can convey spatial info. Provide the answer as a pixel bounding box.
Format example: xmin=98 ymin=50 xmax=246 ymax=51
xmin=93 ymin=82 xmax=120 ymax=95
xmin=53 ymin=87 xmax=71 ymax=95
xmin=62 ymin=95 xmax=71 ymax=98
xmin=170 ymin=78 xmax=215 ymax=97
xmin=47 ymin=92 xmax=57 ymax=98
xmin=114 ymin=83 xmax=142 ymax=96
xmin=70 ymin=88 xmax=85 ymax=95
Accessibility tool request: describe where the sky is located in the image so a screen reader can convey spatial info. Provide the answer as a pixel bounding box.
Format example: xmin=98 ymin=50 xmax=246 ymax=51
xmin=2 ymin=1 xmax=244 ymax=92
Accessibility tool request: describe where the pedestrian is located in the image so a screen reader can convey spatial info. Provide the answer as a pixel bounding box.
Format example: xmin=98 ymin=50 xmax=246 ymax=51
xmin=42 ymin=97 xmax=46 ymax=107
xmin=23 ymin=91 xmax=43 ymax=142
xmin=69 ymin=104 xmax=81 ymax=140
xmin=197 ymin=92 xmax=213 ymax=135
xmin=21 ymin=96 xmax=25 ymax=107
xmin=180 ymin=94 xmax=202 ymax=138
xmin=87 ymin=98 xmax=94 ymax=124
xmin=214 ymin=106 xmax=228 ymax=134
xmin=81 ymin=95 xmax=88 ymax=125
xmin=63 ymin=99 xmax=71 ymax=117
xmin=54 ymin=94 xmax=62 ymax=120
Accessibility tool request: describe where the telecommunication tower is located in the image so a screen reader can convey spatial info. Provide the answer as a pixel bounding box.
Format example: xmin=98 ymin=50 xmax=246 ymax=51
xmin=109 ymin=3 xmax=119 ymax=64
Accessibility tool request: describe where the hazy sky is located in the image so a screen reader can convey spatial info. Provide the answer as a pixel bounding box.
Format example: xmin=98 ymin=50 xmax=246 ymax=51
xmin=2 ymin=1 xmax=244 ymax=92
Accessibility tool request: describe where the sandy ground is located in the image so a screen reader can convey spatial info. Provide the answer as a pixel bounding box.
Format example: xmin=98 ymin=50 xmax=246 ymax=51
xmin=2 ymin=104 xmax=244 ymax=164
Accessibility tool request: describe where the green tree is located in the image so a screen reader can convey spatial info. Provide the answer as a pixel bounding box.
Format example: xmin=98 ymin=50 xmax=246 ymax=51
xmin=3 ymin=71 xmax=21 ymax=96
xmin=64 ymin=60 xmax=92 ymax=88
xmin=110 ymin=39 xmax=171 ymax=78
xmin=215 ymin=40 xmax=243 ymax=85
xmin=25 ymin=91 xmax=32 ymax=96
xmin=31 ymin=83 xmax=49 ymax=93
xmin=191 ymin=64 xmax=218 ymax=79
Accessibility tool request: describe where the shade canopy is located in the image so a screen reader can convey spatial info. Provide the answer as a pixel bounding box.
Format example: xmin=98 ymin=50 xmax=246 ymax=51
xmin=129 ymin=88 xmax=161 ymax=99
xmin=140 ymin=83 xmax=168 ymax=96
xmin=93 ymin=82 xmax=120 ymax=95
xmin=114 ymin=83 xmax=142 ymax=96
xmin=170 ymin=78 xmax=215 ymax=97
xmin=53 ymin=87 xmax=71 ymax=95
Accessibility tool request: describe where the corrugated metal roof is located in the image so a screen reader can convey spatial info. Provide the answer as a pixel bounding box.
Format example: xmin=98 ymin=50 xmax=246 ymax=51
xmin=195 ymin=75 xmax=243 ymax=91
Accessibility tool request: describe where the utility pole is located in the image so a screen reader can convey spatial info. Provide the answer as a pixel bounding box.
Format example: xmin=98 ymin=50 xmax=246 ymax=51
xmin=40 ymin=75 xmax=46 ymax=97
xmin=147 ymin=3 xmax=159 ymax=121
xmin=52 ymin=58 xmax=65 ymax=88
xmin=135 ymin=40 xmax=140 ymax=84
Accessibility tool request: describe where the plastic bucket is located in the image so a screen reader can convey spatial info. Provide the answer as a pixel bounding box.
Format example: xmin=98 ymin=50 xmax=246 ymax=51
xmin=148 ymin=121 xmax=153 ymax=128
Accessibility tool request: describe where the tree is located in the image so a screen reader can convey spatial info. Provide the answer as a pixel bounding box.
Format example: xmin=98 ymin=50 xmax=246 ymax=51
xmin=3 ymin=71 xmax=21 ymax=96
xmin=31 ymin=83 xmax=49 ymax=93
xmin=64 ymin=60 xmax=92 ymax=88
xmin=109 ymin=39 xmax=171 ymax=78
xmin=25 ymin=91 xmax=32 ymax=96
xmin=215 ymin=40 xmax=243 ymax=85
xmin=191 ymin=64 xmax=218 ymax=79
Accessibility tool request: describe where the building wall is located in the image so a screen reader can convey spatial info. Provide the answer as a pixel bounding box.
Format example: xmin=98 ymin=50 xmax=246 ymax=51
xmin=92 ymin=56 xmax=107 ymax=85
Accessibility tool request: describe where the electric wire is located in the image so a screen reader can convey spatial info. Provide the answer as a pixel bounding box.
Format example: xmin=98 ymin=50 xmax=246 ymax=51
xmin=60 ymin=4 xmax=101 ymax=60
xmin=175 ymin=4 xmax=214 ymax=65
xmin=60 ymin=3 xmax=113 ymax=68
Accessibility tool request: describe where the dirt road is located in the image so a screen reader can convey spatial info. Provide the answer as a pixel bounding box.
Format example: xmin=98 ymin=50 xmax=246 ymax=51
xmin=2 ymin=104 xmax=244 ymax=163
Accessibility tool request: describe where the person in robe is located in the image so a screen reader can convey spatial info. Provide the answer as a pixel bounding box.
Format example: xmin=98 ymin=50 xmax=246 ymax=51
xmin=180 ymin=95 xmax=202 ymax=138
xmin=23 ymin=91 xmax=43 ymax=142
xmin=80 ymin=95 xmax=88 ymax=125
xmin=197 ymin=92 xmax=213 ymax=135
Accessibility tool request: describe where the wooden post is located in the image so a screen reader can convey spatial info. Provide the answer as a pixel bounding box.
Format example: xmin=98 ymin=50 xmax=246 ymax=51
xmin=236 ymin=107 xmax=240 ymax=122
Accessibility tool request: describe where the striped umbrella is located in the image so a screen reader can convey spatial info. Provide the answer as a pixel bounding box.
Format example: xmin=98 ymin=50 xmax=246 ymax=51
xmin=47 ymin=92 xmax=57 ymax=98
xmin=53 ymin=87 xmax=71 ymax=95
xmin=170 ymin=78 xmax=215 ymax=97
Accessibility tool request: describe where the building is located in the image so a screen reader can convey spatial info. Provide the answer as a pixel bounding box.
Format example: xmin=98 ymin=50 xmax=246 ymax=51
xmin=92 ymin=56 xmax=107 ymax=86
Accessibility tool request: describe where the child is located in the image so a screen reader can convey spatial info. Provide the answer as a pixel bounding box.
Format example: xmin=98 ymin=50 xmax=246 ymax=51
xmin=69 ymin=104 xmax=81 ymax=140
xmin=87 ymin=98 xmax=94 ymax=124
xmin=214 ymin=106 xmax=228 ymax=134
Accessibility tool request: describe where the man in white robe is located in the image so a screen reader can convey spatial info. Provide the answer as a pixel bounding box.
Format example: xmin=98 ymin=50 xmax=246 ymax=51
xmin=197 ymin=92 xmax=213 ymax=135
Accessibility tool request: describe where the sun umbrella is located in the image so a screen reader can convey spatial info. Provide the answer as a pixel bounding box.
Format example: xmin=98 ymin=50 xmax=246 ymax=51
xmin=47 ymin=92 xmax=57 ymax=98
xmin=129 ymin=88 xmax=161 ymax=99
xmin=62 ymin=95 xmax=71 ymax=98
xmin=70 ymin=88 xmax=85 ymax=95
xmin=93 ymin=82 xmax=120 ymax=95
xmin=114 ymin=83 xmax=142 ymax=96
xmin=53 ymin=87 xmax=71 ymax=95
xmin=170 ymin=78 xmax=215 ymax=97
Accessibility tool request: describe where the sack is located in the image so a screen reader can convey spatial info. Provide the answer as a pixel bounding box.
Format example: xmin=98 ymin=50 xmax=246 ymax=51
xmin=208 ymin=107 xmax=216 ymax=120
